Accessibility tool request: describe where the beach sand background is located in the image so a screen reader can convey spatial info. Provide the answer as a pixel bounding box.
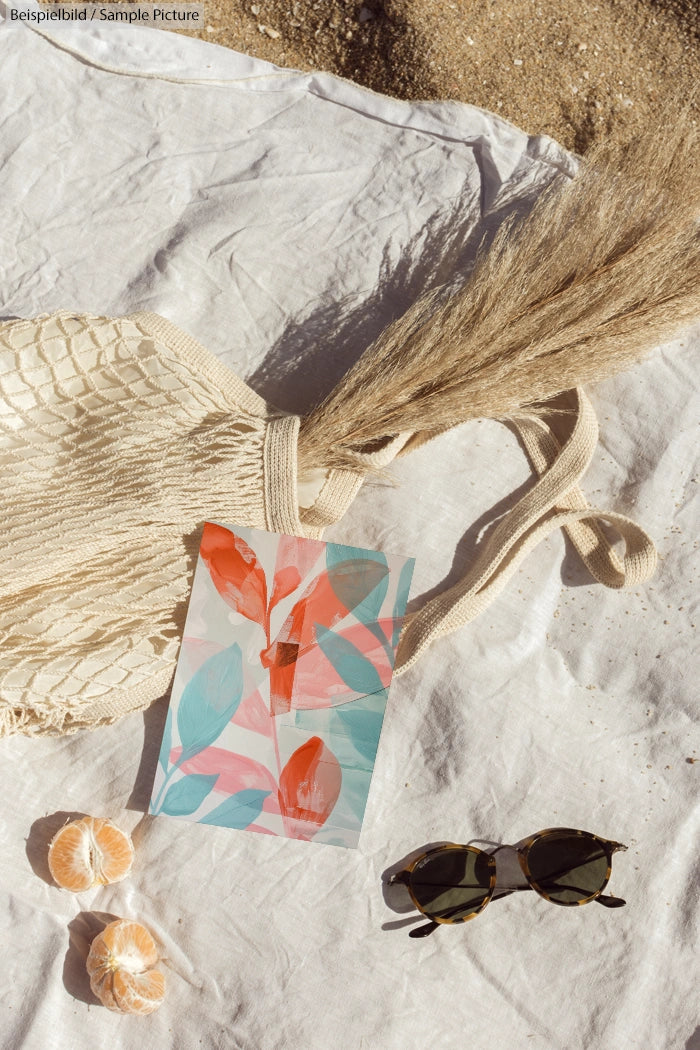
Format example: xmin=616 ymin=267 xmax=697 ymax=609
xmin=125 ymin=0 xmax=697 ymax=153
xmin=40 ymin=1 xmax=698 ymax=151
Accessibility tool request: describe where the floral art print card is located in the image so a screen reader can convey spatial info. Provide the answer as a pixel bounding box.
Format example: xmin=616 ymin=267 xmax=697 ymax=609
xmin=150 ymin=522 xmax=414 ymax=848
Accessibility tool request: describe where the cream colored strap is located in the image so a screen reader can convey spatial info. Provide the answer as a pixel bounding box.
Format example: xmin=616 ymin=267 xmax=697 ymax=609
xmin=394 ymin=388 xmax=657 ymax=675
xmin=298 ymin=433 xmax=412 ymax=537
xmin=512 ymin=407 xmax=656 ymax=588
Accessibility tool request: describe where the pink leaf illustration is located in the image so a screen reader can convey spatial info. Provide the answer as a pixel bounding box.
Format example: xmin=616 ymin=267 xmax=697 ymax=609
xmin=269 ymin=566 xmax=302 ymax=611
xmin=278 ymin=736 xmax=342 ymax=840
xmin=269 ymin=535 xmax=324 ymax=612
xmin=200 ymin=522 xmax=268 ymax=625
xmin=231 ymin=688 xmax=273 ymax=737
xmin=290 ymin=619 xmax=395 ymax=710
xmin=172 ymin=746 xmax=281 ymax=813
xmin=246 ymin=824 xmax=278 ymax=836
xmin=179 ymin=637 xmax=226 ymax=680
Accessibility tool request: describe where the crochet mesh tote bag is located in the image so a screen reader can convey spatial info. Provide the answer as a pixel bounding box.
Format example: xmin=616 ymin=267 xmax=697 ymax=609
xmin=1 ymin=114 xmax=697 ymax=737
xmin=0 ymin=309 xmax=662 ymax=738
xmin=1 ymin=310 xmax=307 ymax=735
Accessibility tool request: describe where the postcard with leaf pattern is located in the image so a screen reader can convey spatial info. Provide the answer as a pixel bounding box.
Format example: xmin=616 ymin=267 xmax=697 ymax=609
xmin=150 ymin=522 xmax=414 ymax=848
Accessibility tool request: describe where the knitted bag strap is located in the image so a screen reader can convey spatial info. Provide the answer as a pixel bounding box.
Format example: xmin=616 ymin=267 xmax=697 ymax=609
xmin=298 ymin=433 xmax=412 ymax=537
xmin=296 ymin=387 xmax=657 ymax=671
xmin=393 ymin=388 xmax=656 ymax=674
xmin=511 ymin=402 xmax=656 ymax=588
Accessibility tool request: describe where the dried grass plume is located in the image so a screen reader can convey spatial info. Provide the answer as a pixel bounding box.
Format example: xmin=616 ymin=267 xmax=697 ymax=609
xmin=298 ymin=101 xmax=700 ymax=473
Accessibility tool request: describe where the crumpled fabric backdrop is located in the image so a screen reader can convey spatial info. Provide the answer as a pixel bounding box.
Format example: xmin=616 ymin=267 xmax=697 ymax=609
xmin=1 ymin=7 xmax=698 ymax=1049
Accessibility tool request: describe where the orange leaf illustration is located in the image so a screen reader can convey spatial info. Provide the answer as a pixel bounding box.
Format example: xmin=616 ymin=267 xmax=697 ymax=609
xmin=269 ymin=566 xmax=302 ymax=610
xmin=278 ymin=736 xmax=342 ymax=840
xmin=261 ymin=559 xmax=388 ymax=713
xmin=200 ymin=522 xmax=268 ymax=626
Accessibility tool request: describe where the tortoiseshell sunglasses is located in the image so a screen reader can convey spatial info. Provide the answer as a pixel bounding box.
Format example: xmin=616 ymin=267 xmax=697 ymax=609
xmin=391 ymin=828 xmax=627 ymax=937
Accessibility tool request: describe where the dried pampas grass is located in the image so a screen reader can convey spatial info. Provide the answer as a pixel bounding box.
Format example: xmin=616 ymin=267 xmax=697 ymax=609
xmin=298 ymin=101 xmax=699 ymax=474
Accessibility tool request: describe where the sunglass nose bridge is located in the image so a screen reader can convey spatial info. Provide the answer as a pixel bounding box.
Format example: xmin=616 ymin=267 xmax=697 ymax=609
xmin=490 ymin=844 xmax=531 ymax=890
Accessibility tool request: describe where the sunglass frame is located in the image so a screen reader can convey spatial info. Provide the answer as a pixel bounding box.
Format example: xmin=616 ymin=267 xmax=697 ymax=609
xmin=400 ymin=826 xmax=627 ymax=925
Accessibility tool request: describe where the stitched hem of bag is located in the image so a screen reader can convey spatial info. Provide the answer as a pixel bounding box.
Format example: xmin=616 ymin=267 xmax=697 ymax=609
xmin=0 ymin=667 xmax=175 ymax=738
xmin=128 ymin=310 xmax=278 ymax=418
xmin=299 ymin=468 xmax=365 ymax=534
xmin=264 ymin=414 xmax=304 ymax=536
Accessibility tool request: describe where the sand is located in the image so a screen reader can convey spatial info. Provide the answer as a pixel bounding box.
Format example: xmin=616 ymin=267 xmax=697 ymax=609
xmin=193 ymin=0 xmax=698 ymax=152
xmin=40 ymin=0 xmax=698 ymax=151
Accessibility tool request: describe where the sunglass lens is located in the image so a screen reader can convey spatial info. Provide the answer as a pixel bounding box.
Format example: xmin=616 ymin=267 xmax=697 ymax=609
xmin=526 ymin=832 xmax=609 ymax=904
xmin=409 ymin=848 xmax=492 ymax=922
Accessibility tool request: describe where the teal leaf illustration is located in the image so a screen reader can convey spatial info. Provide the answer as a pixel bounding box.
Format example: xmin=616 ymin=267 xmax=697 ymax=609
xmin=177 ymin=643 xmax=244 ymax=764
xmin=326 ymin=546 xmax=394 ymax=654
xmin=338 ymin=767 xmax=373 ymax=824
xmin=294 ymin=692 xmax=388 ymax=768
xmin=315 ymin=625 xmax=384 ymax=695
xmin=324 ymin=547 xmax=389 ymax=628
xmin=335 ymin=689 xmax=388 ymax=764
xmin=159 ymin=706 xmax=173 ymax=774
xmin=161 ymin=773 xmax=218 ymax=817
xmin=392 ymin=558 xmax=415 ymax=648
xmin=201 ymin=789 xmax=271 ymax=829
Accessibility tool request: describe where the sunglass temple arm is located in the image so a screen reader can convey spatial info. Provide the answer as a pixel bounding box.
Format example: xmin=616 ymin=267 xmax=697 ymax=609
xmin=492 ymin=885 xmax=626 ymax=907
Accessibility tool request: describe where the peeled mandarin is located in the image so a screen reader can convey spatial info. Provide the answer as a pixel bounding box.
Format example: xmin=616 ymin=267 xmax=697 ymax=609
xmin=48 ymin=817 xmax=134 ymax=892
xmin=86 ymin=918 xmax=166 ymax=1015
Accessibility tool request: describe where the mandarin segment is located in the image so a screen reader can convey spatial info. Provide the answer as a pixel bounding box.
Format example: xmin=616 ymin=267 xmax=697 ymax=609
xmin=112 ymin=969 xmax=166 ymax=1015
xmin=47 ymin=821 xmax=93 ymax=892
xmin=86 ymin=919 xmax=165 ymax=1015
xmin=48 ymin=817 xmax=134 ymax=891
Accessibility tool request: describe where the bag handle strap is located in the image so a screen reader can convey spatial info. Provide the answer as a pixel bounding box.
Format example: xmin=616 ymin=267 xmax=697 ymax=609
xmin=392 ymin=388 xmax=656 ymax=674
xmin=297 ymin=388 xmax=657 ymax=670
xmin=510 ymin=405 xmax=656 ymax=588
xmin=298 ymin=433 xmax=412 ymax=537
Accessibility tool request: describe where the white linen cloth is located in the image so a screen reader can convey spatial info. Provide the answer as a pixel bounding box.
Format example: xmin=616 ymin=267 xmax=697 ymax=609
xmin=1 ymin=7 xmax=698 ymax=1048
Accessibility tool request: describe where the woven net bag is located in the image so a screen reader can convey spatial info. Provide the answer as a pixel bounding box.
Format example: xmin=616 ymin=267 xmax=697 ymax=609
xmin=0 ymin=312 xmax=303 ymax=735
xmin=0 ymin=310 xmax=657 ymax=737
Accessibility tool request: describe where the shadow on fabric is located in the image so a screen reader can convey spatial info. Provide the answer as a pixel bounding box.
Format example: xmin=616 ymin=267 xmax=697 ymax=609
xmin=64 ymin=911 xmax=121 ymax=1007
xmin=246 ymin=185 xmax=546 ymax=418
